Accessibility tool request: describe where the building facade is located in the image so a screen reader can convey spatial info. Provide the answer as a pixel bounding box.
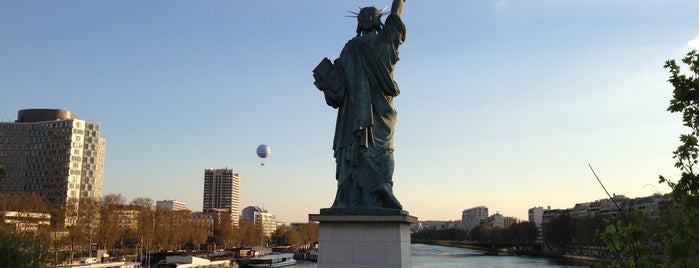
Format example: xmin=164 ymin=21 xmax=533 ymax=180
xmin=487 ymin=213 xmax=504 ymax=228
xmin=114 ymin=206 xmax=140 ymax=231
xmin=241 ymin=206 xmax=262 ymax=221
xmin=1 ymin=211 xmax=51 ymax=232
xmin=254 ymin=210 xmax=277 ymax=238
xmin=528 ymin=206 xmax=545 ymax=240
xmin=156 ymin=199 xmax=188 ymax=211
xmin=203 ymin=168 xmax=240 ymax=226
xmin=462 ymin=206 xmax=488 ymax=232
xmin=0 ymin=109 xmax=106 ymax=225
xmin=624 ymin=194 xmax=667 ymax=218
xmin=191 ymin=212 xmax=215 ymax=236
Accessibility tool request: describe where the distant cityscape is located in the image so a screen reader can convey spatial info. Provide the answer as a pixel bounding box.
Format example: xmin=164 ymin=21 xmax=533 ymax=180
xmin=0 ymin=108 xmax=282 ymax=236
xmin=0 ymin=108 xmax=670 ymax=238
xmin=418 ymin=193 xmax=667 ymax=237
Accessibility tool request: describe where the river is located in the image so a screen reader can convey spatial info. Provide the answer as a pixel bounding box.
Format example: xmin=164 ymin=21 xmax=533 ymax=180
xmin=291 ymin=243 xmax=592 ymax=267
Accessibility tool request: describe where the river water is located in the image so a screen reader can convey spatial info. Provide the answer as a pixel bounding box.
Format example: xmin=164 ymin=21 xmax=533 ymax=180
xmin=292 ymin=244 xmax=591 ymax=267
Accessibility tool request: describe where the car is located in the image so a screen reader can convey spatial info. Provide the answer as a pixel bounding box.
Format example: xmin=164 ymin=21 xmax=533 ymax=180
xmin=80 ymin=257 xmax=98 ymax=264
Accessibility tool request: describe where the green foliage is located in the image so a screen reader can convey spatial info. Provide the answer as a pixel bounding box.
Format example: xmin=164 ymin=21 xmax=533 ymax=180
xmin=661 ymin=205 xmax=699 ymax=267
xmin=598 ymin=213 xmax=659 ymax=268
xmin=660 ymin=49 xmax=699 ymax=267
xmin=0 ymin=229 xmax=51 ymax=268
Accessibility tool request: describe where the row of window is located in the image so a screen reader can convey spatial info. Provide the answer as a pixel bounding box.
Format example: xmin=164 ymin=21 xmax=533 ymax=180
xmin=0 ymin=125 xmax=100 ymax=138
xmin=67 ymin=190 xmax=98 ymax=198
xmin=0 ymin=121 xmax=88 ymax=130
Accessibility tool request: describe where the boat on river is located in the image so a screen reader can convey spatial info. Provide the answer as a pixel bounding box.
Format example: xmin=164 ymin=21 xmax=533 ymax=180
xmin=239 ymin=253 xmax=296 ymax=267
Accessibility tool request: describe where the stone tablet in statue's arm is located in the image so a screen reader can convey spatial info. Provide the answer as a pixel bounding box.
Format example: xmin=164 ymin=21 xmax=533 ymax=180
xmin=313 ymin=57 xmax=346 ymax=108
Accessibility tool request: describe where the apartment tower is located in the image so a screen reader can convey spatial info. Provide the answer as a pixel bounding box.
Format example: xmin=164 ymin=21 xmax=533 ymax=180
xmin=203 ymin=168 xmax=240 ymax=225
xmin=0 ymin=109 xmax=106 ymax=224
xmin=462 ymin=206 xmax=489 ymax=232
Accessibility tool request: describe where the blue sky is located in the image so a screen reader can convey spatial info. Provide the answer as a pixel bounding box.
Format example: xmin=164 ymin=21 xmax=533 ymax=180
xmin=2 ymin=0 xmax=698 ymax=222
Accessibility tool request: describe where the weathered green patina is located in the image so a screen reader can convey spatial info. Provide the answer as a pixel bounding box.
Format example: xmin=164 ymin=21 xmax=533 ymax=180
xmin=313 ymin=0 xmax=406 ymax=213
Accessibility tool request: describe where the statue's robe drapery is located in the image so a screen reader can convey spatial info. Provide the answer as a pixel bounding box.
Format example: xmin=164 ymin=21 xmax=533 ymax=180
xmin=322 ymin=14 xmax=406 ymax=209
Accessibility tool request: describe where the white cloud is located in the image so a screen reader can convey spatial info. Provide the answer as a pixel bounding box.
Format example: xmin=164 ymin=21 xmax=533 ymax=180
xmin=689 ymin=35 xmax=699 ymax=49
xmin=690 ymin=21 xmax=699 ymax=49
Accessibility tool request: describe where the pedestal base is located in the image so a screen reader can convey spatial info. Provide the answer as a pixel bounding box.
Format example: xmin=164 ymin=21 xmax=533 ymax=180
xmin=309 ymin=213 xmax=417 ymax=268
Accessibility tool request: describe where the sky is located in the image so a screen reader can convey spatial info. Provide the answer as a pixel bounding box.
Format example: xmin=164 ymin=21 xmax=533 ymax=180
xmin=2 ymin=0 xmax=699 ymax=223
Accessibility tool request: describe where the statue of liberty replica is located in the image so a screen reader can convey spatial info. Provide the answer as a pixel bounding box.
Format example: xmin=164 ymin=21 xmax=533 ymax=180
xmin=313 ymin=0 xmax=406 ymax=213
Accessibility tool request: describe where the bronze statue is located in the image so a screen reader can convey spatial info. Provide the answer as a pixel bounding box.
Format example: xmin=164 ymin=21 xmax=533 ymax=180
xmin=313 ymin=0 xmax=406 ymax=212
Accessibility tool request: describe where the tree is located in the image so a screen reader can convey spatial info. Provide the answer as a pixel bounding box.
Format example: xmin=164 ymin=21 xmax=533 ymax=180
xmin=543 ymin=214 xmax=572 ymax=244
xmin=299 ymin=222 xmax=318 ymax=248
xmin=152 ymin=208 xmax=192 ymax=251
xmin=505 ymin=221 xmax=539 ymax=243
xmin=98 ymin=194 xmax=125 ymax=252
xmin=187 ymin=220 xmax=208 ymax=250
xmin=129 ymin=197 xmax=154 ymax=256
xmin=71 ymin=197 xmax=100 ymax=260
xmin=238 ymin=219 xmax=259 ymax=247
xmin=0 ymin=229 xmax=51 ymax=268
xmin=598 ymin=213 xmax=659 ymax=268
xmin=0 ymin=167 xmax=52 ymax=267
xmin=659 ymin=49 xmax=699 ymax=266
xmin=569 ymin=215 xmax=604 ymax=245
xmin=211 ymin=213 xmax=237 ymax=249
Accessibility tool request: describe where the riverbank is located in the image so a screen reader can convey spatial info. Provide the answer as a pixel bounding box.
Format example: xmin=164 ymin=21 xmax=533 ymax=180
xmin=413 ymin=239 xmax=609 ymax=265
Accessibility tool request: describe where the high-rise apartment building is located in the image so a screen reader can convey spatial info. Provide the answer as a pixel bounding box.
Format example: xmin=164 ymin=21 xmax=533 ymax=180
xmin=0 ymin=109 xmax=106 ymax=221
xmin=203 ymin=168 xmax=240 ymax=225
xmin=462 ymin=206 xmax=489 ymax=232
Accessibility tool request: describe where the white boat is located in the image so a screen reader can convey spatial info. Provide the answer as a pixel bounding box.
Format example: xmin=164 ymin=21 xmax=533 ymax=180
xmin=241 ymin=253 xmax=296 ymax=267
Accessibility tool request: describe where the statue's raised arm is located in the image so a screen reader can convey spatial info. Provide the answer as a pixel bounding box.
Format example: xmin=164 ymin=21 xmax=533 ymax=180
xmin=391 ymin=0 xmax=405 ymax=16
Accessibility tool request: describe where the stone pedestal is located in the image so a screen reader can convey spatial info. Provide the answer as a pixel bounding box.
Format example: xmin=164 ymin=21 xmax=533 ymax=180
xmin=309 ymin=213 xmax=417 ymax=268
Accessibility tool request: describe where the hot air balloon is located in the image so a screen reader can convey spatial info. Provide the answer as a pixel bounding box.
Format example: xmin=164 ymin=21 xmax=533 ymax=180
xmin=256 ymin=144 xmax=271 ymax=165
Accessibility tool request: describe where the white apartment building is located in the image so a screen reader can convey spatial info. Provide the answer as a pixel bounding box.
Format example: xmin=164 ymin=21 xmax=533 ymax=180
xmin=528 ymin=206 xmax=545 ymax=238
xmin=489 ymin=213 xmax=505 ymax=228
xmin=462 ymin=206 xmax=488 ymax=232
xmin=254 ymin=210 xmax=277 ymax=238
xmin=528 ymin=207 xmax=544 ymax=228
xmin=156 ymin=199 xmax=188 ymax=211
xmin=0 ymin=109 xmax=106 ymax=225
